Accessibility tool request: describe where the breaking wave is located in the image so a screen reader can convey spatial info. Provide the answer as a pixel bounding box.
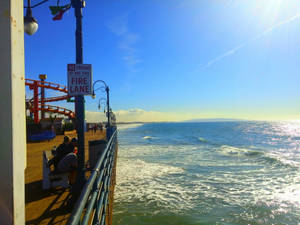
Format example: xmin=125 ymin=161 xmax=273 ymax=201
xmin=143 ymin=136 xmax=154 ymax=140
xmin=114 ymin=159 xmax=195 ymax=212
xmin=219 ymin=145 xmax=298 ymax=168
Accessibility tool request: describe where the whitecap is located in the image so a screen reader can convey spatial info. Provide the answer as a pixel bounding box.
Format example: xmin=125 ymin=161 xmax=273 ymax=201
xmin=143 ymin=136 xmax=153 ymax=140
xmin=219 ymin=145 xmax=263 ymax=157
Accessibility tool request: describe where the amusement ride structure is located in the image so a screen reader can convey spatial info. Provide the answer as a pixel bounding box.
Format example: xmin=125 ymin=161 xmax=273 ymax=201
xmin=25 ymin=75 xmax=75 ymax=124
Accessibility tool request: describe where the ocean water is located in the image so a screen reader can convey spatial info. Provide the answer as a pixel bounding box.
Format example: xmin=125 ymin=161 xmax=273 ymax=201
xmin=113 ymin=122 xmax=300 ymax=225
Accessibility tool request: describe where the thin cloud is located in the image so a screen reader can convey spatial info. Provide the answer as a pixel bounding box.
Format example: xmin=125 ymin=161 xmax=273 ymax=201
xmin=86 ymin=108 xmax=191 ymax=123
xmin=253 ymin=13 xmax=300 ymax=40
xmin=107 ymin=15 xmax=141 ymax=71
xmin=203 ymin=13 xmax=300 ymax=69
xmin=203 ymin=43 xmax=245 ymax=69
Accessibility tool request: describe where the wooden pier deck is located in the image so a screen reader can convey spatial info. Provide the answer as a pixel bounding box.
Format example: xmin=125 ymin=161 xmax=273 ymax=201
xmin=25 ymin=130 xmax=106 ymax=225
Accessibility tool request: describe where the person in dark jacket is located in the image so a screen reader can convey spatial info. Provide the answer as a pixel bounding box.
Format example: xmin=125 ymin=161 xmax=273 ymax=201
xmin=57 ymin=138 xmax=78 ymax=184
xmin=57 ymin=137 xmax=78 ymax=171
xmin=49 ymin=136 xmax=70 ymax=168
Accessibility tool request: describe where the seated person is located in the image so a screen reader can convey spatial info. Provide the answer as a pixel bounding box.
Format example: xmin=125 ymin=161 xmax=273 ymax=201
xmin=68 ymin=137 xmax=78 ymax=155
xmin=57 ymin=152 xmax=78 ymax=172
xmin=49 ymin=137 xmax=78 ymax=170
xmin=49 ymin=136 xmax=70 ymax=168
xmin=56 ymin=138 xmax=78 ymax=185
xmin=56 ymin=137 xmax=78 ymax=171
xmin=56 ymin=137 xmax=74 ymax=161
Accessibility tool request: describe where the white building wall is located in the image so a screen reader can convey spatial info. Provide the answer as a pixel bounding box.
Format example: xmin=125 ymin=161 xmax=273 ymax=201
xmin=0 ymin=0 xmax=26 ymax=224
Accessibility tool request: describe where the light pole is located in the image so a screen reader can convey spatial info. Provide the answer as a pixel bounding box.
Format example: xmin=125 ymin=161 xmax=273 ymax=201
xmin=92 ymin=80 xmax=111 ymax=139
xmin=71 ymin=0 xmax=87 ymax=191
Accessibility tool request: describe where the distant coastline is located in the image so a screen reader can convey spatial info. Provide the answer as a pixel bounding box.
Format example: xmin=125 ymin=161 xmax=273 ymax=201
xmin=117 ymin=121 xmax=149 ymax=125
xmin=115 ymin=119 xmax=298 ymax=125
xmin=116 ymin=118 xmax=245 ymax=124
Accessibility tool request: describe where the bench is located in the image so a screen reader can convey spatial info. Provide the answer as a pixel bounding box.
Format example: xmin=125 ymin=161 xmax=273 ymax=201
xmin=42 ymin=150 xmax=69 ymax=190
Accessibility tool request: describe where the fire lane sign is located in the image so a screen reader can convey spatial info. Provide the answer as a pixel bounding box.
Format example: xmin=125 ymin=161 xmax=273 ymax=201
xmin=68 ymin=64 xmax=92 ymax=96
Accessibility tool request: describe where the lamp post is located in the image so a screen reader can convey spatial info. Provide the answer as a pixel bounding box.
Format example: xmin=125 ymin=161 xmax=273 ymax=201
xmin=92 ymin=80 xmax=111 ymax=139
xmin=71 ymin=0 xmax=87 ymax=190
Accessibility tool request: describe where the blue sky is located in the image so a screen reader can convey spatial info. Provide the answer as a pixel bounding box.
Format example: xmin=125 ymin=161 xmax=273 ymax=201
xmin=25 ymin=0 xmax=300 ymax=122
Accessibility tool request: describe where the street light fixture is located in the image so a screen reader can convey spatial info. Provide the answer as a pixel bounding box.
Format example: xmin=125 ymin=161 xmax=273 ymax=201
xmin=97 ymin=98 xmax=107 ymax=110
xmin=92 ymin=80 xmax=110 ymax=112
xmin=24 ymin=0 xmax=38 ymax=35
xmin=92 ymin=80 xmax=112 ymax=138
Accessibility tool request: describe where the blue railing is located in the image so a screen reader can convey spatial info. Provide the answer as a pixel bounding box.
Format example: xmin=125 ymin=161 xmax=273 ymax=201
xmin=67 ymin=130 xmax=118 ymax=225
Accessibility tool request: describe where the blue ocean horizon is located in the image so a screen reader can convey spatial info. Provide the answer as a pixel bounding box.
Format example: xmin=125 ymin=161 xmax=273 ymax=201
xmin=113 ymin=121 xmax=300 ymax=225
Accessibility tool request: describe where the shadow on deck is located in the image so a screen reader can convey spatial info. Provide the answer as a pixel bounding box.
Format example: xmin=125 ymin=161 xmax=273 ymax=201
xmin=25 ymin=180 xmax=73 ymax=225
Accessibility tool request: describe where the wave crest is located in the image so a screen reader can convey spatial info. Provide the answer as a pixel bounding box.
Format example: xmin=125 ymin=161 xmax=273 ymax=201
xmin=143 ymin=136 xmax=154 ymax=140
xmin=219 ymin=145 xmax=298 ymax=168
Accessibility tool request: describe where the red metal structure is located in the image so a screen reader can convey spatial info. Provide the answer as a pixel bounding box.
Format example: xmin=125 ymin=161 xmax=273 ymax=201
xmin=25 ymin=78 xmax=75 ymax=123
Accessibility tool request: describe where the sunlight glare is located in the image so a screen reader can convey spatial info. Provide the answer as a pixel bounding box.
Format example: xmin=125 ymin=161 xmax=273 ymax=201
xmin=255 ymin=0 xmax=283 ymax=25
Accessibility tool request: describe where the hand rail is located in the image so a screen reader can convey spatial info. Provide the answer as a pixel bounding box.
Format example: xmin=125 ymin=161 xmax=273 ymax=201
xmin=67 ymin=129 xmax=118 ymax=225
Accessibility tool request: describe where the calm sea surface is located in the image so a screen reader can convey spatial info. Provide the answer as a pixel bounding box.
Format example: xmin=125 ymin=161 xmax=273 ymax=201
xmin=112 ymin=121 xmax=300 ymax=225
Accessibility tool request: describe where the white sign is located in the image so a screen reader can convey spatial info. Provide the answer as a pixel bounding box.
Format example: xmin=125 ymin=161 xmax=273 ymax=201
xmin=67 ymin=64 xmax=92 ymax=96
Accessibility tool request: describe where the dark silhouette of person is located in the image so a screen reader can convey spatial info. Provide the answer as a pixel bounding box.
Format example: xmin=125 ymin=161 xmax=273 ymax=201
xmin=49 ymin=136 xmax=70 ymax=168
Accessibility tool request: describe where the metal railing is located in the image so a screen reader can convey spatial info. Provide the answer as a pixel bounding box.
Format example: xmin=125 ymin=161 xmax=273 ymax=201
xmin=67 ymin=130 xmax=118 ymax=225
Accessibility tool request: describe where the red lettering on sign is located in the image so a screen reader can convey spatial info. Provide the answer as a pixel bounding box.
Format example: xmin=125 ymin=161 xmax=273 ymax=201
xmin=71 ymin=78 xmax=88 ymax=85
xmin=69 ymin=86 xmax=89 ymax=94
xmin=68 ymin=64 xmax=75 ymax=71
